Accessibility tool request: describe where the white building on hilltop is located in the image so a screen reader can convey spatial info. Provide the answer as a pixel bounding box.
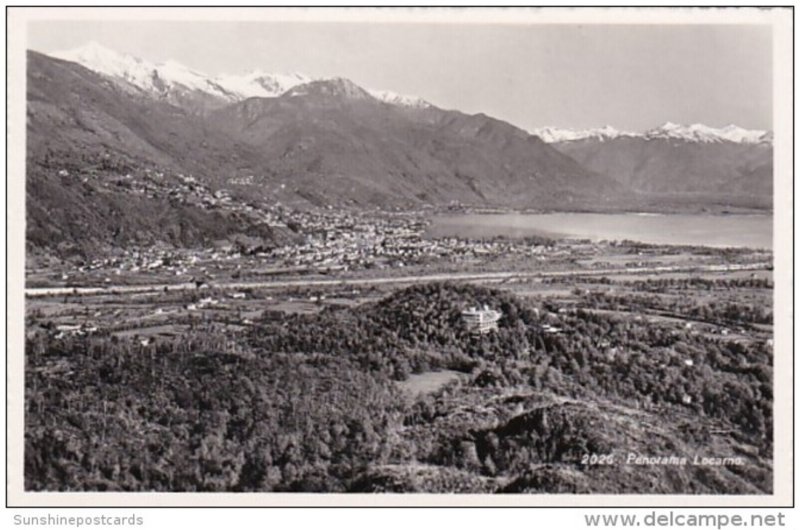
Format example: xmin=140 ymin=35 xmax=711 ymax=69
xmin=462 ymin=305 xmax=502 ymax=334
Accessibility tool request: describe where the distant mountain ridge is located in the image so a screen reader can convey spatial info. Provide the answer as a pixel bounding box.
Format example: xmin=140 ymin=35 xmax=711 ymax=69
xmin=531 ymin=120 xmax=772 ymax=206
xmin=544 ymin=132 xmax=772 ymax=203
xmin=50 ymin=41 xmax=432 ymax=112
xmin=532 ymin=122 xmax=772 ymax=145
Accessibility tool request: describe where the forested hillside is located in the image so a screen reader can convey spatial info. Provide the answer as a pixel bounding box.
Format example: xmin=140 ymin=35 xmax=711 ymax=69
xmin=26 ymin=283 xmax=772 ymax=493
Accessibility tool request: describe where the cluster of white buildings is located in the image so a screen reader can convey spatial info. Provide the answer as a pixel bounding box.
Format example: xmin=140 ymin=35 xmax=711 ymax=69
xmin=461 ymin=305 xmax=503 ymax=334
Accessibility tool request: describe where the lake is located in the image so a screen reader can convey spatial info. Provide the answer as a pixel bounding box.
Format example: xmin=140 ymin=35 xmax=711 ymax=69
xmin=425 ymin=213 xmax=773 ymax=249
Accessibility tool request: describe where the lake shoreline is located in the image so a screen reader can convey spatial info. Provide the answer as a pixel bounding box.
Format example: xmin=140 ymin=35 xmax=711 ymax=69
xmin=425 ymin=212 xmax=773 ymax=250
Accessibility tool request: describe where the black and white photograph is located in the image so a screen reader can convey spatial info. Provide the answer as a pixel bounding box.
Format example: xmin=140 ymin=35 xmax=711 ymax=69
xmin=5 ymin=5 xmax=793 ymax=508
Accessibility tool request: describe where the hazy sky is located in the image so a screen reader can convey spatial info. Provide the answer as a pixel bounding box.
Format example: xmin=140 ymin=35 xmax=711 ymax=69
xmin=28 ymin=21 xmax=773 ymax=132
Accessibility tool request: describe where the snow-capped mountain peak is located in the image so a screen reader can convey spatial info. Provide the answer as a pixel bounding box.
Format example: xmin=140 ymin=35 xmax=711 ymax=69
xmin=53 ymin=40 xmax=127 ymax=66
xmin=645 ymin=122 xmax=716 ymax=142
xmin=214 ymin=71 xmax=314 ymax=99
xmin=52 ymin=42 xmax=238 ymax=101
xmin=531 ymin=125 xmax=637 ymax=143
xmin=367 ymin=88 xmax=432 ymax=109
xmin=53 ymin=41 xmax=158 ymax=90
xmin=644 ymin=122 xmax=769 ymax=144
xmin=284 ymin=77 xmax=374 ymax=100
xmin=153 ymin=60 xmax=217 ymax=92
xmin=658 ymin=121 xmax=681 ymax=130
xmin=718 ymin=124 xmax=771 ymax=144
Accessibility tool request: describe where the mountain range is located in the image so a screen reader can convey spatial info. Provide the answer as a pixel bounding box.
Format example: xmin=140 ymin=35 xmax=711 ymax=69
xmin=537 ymin=125 xmax=772 ymax=201
xmin=51 ymin=41 xmax=432 ymax=113
xmin=531 ymin=123 xmax=772 ymax=145
xmin=26 ymin=43 xmax=773 ymax=258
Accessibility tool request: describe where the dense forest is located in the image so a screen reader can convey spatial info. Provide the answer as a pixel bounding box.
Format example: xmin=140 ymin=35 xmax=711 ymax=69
xmin=25 ymin=282 xmax=773 ymax=493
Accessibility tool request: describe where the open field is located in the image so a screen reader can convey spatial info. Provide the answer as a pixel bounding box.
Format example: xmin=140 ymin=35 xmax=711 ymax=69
xmin=397 ymin=370 xmax=464 ymax=398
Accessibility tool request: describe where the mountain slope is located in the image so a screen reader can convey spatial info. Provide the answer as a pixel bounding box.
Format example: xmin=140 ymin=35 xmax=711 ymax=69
xmin=27 ymin=50 xmax=276 ymax=179
xmin=532 ymin=123 xmax=773 ymax=208
xmin=551 ymin=136 xmax=772 ymax=201
xmin=26 ymin=50 xmax=289 ymax=258
xmin=210 ymin=80 xmax=622 ymax=209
